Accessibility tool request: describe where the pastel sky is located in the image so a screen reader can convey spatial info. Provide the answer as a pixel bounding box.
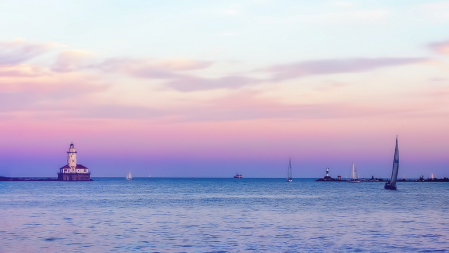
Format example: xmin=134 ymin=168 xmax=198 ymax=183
xmin=1 ymin=0 xmax=448 ymax=178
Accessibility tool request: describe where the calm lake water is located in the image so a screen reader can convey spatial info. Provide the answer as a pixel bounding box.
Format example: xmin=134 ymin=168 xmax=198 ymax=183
xmin=1 ymin=178 xmax=449 ymax=252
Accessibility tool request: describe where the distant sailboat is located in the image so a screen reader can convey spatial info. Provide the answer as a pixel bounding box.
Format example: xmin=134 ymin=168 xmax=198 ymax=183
xmin=126 ymin=171 xmax=133 ymax=181
xmin=349 ymin=162 xmax=360 ymax=183
xmin=385 ymin=136 xmax=399 ymax=190
xmin=287 ymin=158 xmax=292 ymax=182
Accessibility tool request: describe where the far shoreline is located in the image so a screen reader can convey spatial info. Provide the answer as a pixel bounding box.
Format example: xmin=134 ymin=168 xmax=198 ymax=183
xmin=2 ymin=176 xmax=448 ymax=182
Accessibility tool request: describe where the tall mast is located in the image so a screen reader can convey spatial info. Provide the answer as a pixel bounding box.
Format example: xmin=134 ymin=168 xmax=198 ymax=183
xmin=289 ymin=158 xmax=292 ymax=179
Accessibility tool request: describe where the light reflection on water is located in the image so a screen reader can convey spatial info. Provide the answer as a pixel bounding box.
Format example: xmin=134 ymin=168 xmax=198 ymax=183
xmin=1 ymin=178 xmax=449 ymax=252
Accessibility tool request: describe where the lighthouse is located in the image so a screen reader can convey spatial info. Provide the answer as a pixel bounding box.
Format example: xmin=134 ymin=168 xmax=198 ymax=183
xmin=315 ymin=167 xmax=339 ymax=181
xmin=322 ymin=167 xmax=333 ymax=181
xmin=57 ymin=143 xmax=91 ymax=181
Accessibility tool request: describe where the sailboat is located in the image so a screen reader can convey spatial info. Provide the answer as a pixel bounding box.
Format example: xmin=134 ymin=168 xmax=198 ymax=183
xmin=287 ymin=158 xmax=292 ymax=182
xmin=126 ymin=171 xmax=133 ymax=181
xmin=349 ymin=162 xmax=360 ymax=183
xmin=385 ymin=136 xmax=399 ymax=190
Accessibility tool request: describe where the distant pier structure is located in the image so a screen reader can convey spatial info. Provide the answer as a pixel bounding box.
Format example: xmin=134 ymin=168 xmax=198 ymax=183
xmin=57 ymin=143 xmax=91 ymax=181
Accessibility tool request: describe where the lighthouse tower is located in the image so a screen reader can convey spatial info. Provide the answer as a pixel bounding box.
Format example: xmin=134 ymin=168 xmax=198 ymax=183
xmin=57 ymin=143 xmax=91 ymax=181
xmin=68 ymin=143 xmax=77 ymax=173
xmin=323 ymin=167 xmax=332 ymax=180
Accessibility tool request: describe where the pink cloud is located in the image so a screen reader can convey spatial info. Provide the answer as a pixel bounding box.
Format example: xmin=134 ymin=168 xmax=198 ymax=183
xmin=418 ymin=86 xmax=449 ymax=100
xmin=0 ymin=74 xmax=109 ymax=114
xmin=74 ymin=90 xmax=436 ymax=122
xmin=3 ymin=82 xmax=443 ymax=123
xmin=52 ymin=50 xmax=96 ymax=72
xmin=184 ymin=91 xmax=414 ymax=121
xmin=0 ymin=64 xmax=46 ymax=77
xmin=428 ymin=40 xmax=449 ymax=55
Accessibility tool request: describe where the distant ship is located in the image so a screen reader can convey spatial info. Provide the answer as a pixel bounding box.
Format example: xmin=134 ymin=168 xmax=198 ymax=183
xmin=126 ymin=171 xmax=133 ymax=181
xmin=286 ymin=158 xmax=292 ymax=182
xmin=234 ymin=173 xmax=242 ymax=178
xmin=385 ymin=136 xmax=399 ymax=190
xmin=349 ymin=162 xmax=360 ymax=183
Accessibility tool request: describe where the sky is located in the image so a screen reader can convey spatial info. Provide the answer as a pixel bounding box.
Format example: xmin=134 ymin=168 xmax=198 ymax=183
xmin=0 ymin=0 xmax=448 ymax=178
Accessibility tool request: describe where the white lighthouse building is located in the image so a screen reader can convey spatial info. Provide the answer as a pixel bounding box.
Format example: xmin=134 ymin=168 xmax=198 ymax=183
xmin=57 ymin=143 xmax=91 ymax=181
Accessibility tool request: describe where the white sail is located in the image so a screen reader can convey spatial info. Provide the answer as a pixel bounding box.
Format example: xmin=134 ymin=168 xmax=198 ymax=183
xmin=351 ymin=162 xmax=358 ymax=180
xmin=126 ymin=171 xmax=132 ymax=180
xmin=389 ymin=137 xmax=399 ymax=187
xmin=287 ymin=158 xmax=292 ymax=182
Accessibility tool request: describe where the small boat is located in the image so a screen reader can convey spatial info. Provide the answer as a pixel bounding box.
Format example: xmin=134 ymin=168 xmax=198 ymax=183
xmin=385 ymin=136 xmax=399 ymax=190
xmin=349 ymin=162 xmax=360 ymax=183
xmin=287 ymin=158 xmax=292 ymax=182
xmin=234 ymin=173 xmax=242 ymax=178
xmin=149 ymin=175 xmax=151 ymax=178
xmin=126 ymin=171 xmax=133 ymax=181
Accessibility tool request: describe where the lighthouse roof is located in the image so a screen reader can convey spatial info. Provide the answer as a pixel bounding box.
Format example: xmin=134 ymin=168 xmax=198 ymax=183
xmin=59 ymin=164 xmax=88 ymax=169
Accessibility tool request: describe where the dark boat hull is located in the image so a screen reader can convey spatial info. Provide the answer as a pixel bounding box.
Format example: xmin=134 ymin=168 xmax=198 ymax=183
xmin=384 ymin=183 xmax=397 ymax=190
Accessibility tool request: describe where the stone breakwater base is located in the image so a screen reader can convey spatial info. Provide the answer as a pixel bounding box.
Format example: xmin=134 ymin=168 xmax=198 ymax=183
xmin=57 ymin=173 xmax=91 ymax=181
xmin=315 ymin=178 xmax=449 ymax=182
xmin=0 ymin=176 xmax=93 ymax=181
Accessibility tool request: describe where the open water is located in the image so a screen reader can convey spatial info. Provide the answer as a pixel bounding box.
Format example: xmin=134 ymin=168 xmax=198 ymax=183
xmin=1 ymin=178 xmax=449 ymax=252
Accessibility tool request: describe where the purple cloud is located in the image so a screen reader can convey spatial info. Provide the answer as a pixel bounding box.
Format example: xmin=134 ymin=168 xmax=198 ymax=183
xmin=0 ymin=40 xmax=50 ymax=66
xmin=132 ymin=57 xmax=425 ymax=92
xmin=263 ymin=57 xmax=427 ymax=81
xmin=93 ymin=57 xmax=257 ymax=92
xmin=167 ymin=75 xmax=257 ymax=92
xmin=94 ymin=57 xmax=213 ymax=78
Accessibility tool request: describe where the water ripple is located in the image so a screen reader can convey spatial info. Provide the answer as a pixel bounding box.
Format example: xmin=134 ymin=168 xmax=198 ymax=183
xmin=1 ymin=178 xmax=449 ymax=252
